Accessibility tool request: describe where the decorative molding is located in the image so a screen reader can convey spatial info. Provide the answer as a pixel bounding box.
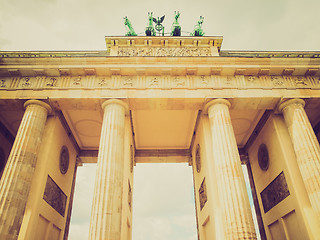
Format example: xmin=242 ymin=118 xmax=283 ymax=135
xmin=59 ymin=146 xmax=69 ymax=175
xmin=1 ymin=75 xmax=320 ymax=90
xmin=1 ymin=50 xmax=320 ymax=59
xmin=258 ymin=144 xmax=269 ymax=171
xmin=0 ymin=51 xmax=109 ymax=58
xmin=220 ymin=51 xmax=320 ymax=58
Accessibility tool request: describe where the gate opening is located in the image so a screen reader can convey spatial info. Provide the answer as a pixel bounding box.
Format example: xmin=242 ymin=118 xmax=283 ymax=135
xmin=132 ymin=163 xmax=197 ymax=240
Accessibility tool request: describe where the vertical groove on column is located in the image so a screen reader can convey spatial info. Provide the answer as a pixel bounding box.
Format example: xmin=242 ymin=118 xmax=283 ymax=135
xmin=89 ymin=100 xmax=126 ymax=240
xmin=207 ymin=100 xmax=256 ymax=240
xmin=0 ymin=101 xmax=50 ymax=240
xmin=280 ymin=100 xmax=320 ymax=218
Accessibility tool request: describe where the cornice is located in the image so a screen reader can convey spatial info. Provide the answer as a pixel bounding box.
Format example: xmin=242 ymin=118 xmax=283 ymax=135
xmin=220 ymin=51 xmax=320 ymax=58
xmin=1 ymin=50 xmax=320 ymax=59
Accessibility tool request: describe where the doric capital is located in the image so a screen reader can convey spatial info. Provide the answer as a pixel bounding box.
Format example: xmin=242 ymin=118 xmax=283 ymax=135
xmin=101 ymin=99 xmax=129 ymax=115
xmin=203 ymin=99 xmax=231 ymax=114
xmin=278 ymin=98 xmax=305 ymax=113
xmin=24 ymin=100 xmax=52 ymax=115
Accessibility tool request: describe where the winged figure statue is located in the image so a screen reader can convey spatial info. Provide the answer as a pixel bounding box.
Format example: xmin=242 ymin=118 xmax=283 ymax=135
xmin=153 ymin=15 xmax=165 ymax=36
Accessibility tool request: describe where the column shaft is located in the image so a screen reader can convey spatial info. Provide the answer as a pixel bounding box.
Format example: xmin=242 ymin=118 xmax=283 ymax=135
xmin=89 ymin=99 xmax=128 ymax=240
xmin=0 ymin=100 xmax=51 ymax=240
xmin=206 ymin=99 xmax=256 ymax=240
xmin=279 ymin=99 xmax=320 ymax=217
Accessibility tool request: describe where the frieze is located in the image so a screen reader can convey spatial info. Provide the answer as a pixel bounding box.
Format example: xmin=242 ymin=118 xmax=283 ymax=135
xmin=118 ymin=47 xmax=211 ymax=57
xmin=0 ymin=75 xmax=320 ymax=90
xmin=0 ymin=51 xmax=109 ymax=58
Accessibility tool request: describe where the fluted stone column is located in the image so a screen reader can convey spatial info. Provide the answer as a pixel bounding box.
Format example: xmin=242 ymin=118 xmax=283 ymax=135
xmin=205 ymin=99 xmax=256 ymax=240
xmin=0 ymin=100 xmax=51 ymax=240
xmin=89 ymin=99 xmax=128 ymax=240
xmin=279 ymin=98 xmax=320 ymax=217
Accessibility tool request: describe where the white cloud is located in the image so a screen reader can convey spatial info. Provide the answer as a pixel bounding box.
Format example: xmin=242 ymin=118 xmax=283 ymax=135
xmin=1 ymin=0 xmax=319 ymax=50
xmin=132 ymin=163 xmax=197 ymax=240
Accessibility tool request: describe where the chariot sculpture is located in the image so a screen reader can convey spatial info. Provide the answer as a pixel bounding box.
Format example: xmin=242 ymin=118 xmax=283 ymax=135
xmin=123 ymin=12 xmax=205 ymax=37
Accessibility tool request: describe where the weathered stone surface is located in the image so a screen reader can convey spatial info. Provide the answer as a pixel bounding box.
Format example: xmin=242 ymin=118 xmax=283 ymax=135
xmin=205 ymin=99 xmax=256 ymax=240
xmin=0 ymin=100 xmax=51 ymax=240
xmin=279 ymin=98 xmax=320 ymax=218
xmin=89 ymin=99 xmax=128 ymax=240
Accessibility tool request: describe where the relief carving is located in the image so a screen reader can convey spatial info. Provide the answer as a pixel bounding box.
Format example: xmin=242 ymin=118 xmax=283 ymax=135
xmin=225 ymin=76 xmax=233 ymax=85
xmin=148 ymin=77 xmax=160 ymax=87
xmin=46 ymin=77 xmax=57 ymax=87
xmin=271 ymin=76 xmax=284 ymax=86
xmin=123 ymin=76 xmax=134 ymax=87
xmin=258 ymin=144 xmax=269 ymax=171
xmin=200 ymin=76 xmax=208 ymax=87
xmin=43 ymin=175 xmax=67 ymax=217
xmin=21 ymin=77 xmax=31 ymax=87
xmin=295 ymin=76 xmax=307 ymax=86
xmin=118 ymin=47 xmax=210 ymax=57
xmin=260 ymin=171 xmax=290 ymax=213
xmin=73 ymin=77 xmax=81 ymax=86
xmin=0 ymin=75 xmax=318 ymax=90
xmin=199 ymin=178 xmax=207 ymax=210
xmin=0 ymin=79 xmax=6 ymax=88
xmin=247 ymin=76 xmax=258 ymax=85
xmin=195 ymin=144 xmax=201 ymax=173
xmin=173 ymin=76 xmax=185 ymax=87
xmin=59 ymin=146 xmax=69 ymax=175
xmin=98 ymin=78 xmax=109 ymax=87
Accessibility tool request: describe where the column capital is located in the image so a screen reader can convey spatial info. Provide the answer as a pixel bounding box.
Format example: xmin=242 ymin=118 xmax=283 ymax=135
xmin=278 ymin=98 xmax=305 ymax=113
xmin=101 ymin=99 xmax=129 ymax=115
xmin=203 ymin=98 xmax=231 ymax=114
xmin=24 ymin=100 xmax=52 ymax=114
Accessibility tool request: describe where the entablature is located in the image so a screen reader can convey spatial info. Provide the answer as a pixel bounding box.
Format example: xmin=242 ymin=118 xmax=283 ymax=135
xmin=0 ymin=75 xmax=319 ymax=91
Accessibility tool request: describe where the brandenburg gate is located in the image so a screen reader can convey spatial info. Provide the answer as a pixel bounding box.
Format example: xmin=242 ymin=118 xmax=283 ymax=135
xmin=0 ymin=35 xmax=320 ymax=240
